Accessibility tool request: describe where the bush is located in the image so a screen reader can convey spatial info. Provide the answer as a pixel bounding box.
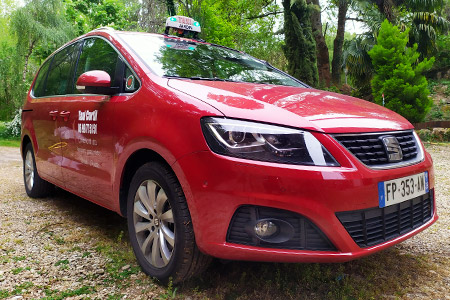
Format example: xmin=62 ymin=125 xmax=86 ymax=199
xmin=416 ymin=129 xmax=432 ymax=141
xmin=416 ymin=128 xmax=450 ymax=142
xmin=369 ymin=20 xmax=434 ymax=123
xmin=0 ymin=110 xmax=21 ymax=138
xmin=425 ymin=100 xmax=450 ymax=121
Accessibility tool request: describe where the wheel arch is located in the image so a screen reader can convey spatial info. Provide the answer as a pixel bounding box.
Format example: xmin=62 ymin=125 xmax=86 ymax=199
xmin=118 ymin=148 xmax=173 ymax=217
xmin=21 ymin=135 xmax=32 ymax=159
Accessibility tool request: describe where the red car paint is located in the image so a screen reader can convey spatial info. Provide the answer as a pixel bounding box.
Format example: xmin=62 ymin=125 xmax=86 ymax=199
xmin=21 ymin=29 xmax=437 ymax=263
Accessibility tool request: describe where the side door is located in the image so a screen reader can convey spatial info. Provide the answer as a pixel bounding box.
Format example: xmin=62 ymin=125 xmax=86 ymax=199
xmin=30 ymin=44 xmax=79 ymax=186
xmin=59 ymin=37 xmax=123 ymax=204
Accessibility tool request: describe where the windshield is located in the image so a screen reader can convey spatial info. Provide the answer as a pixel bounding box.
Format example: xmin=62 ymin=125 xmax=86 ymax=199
xmin=117 ymin=33 xmax=306 ymax=87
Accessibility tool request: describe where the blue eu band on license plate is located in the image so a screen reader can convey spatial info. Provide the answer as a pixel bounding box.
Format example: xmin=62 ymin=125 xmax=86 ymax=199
xmin=378 ymin=171 xmax=429 ymax=208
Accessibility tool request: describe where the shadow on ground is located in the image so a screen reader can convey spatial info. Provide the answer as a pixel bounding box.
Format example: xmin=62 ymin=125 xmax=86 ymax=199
xmin=36 ymin=188 xmax=436 ymax=300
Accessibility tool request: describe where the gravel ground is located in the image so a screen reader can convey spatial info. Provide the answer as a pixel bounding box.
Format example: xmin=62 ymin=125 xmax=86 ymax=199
xmin=0 ymin=145 xmax=449 ymax=299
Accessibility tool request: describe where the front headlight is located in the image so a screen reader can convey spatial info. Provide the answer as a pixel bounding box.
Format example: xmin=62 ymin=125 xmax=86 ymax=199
xmin=201 ymin=117 xmax=339 ymax=166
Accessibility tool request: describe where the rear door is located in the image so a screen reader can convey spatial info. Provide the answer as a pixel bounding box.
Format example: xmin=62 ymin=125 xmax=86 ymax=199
xmin=30 ymin=43 xmax=80 ymax=186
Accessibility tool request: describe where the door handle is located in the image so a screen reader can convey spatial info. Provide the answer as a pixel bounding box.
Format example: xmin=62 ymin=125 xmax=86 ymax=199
xmin=49 ymin=110 xmax=58 ymax=121
xmin=59 ymin=111 xmax=71 ymax=122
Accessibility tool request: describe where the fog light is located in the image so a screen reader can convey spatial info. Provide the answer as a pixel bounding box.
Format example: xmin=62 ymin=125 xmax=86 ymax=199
xmin=254 ymin=220 xmax=278 ymax=238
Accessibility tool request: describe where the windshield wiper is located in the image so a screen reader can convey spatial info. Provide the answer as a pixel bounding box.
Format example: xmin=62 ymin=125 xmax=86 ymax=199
xmin=164 ymin=75 xmax=235 ymax=82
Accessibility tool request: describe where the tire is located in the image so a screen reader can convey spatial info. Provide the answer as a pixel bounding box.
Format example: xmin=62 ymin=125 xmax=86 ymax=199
xmin=23 ymin=143 xmax=54 ymax=198
xmin=127 ymin=162 xmax=211 ymax=284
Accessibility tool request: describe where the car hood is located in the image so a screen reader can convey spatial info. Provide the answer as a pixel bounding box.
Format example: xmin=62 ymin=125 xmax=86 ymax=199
xmin=167 ymin=79 xmax=412 ymax=133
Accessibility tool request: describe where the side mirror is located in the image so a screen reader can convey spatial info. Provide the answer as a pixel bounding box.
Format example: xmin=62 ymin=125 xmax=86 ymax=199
xmin=76 ymin=70 xmax=118 ymax=95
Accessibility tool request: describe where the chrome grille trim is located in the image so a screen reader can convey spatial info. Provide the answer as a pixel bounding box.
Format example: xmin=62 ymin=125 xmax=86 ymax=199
xmin=333 ymin=130 xmax=424 ymax=170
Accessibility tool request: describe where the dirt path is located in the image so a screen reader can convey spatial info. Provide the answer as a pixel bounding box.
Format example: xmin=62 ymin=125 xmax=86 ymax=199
xmin=0 ymin=145 xmax=449 ymax=299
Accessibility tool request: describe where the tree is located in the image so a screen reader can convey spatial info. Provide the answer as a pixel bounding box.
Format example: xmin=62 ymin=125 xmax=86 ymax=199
xmin=307 ymin=0 xmax=331 ymax=87
xmin=173 ymin=0 xmax=287 ymax=69
xmin=369 ymin=0 xmax=449 ymax=58
xmin=343 ymin=33 xmax=375 ymax=99
xmin=0 ymin=0 xmax=21 ymax=120
xmin=282 ymin=0 xmax=318 ymax=86
xmin=331 ymin=0 xmax=349 ymax=85
xmin=368 ymin=20 xmax=434 ymax=123
xmin=138 ymin=0 xmax=169 ymax=33
xmin=11 ymin=0 xmax=75 ymax=81
xmin=65 ymin=0 xmax=139 ymax=35
xmin=407 ymin=0 xmax=449 ymax=58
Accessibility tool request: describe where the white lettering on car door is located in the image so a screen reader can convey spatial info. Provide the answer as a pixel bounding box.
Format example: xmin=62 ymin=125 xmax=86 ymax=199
xmin=78 ymin=110 xmax=98 ymax=135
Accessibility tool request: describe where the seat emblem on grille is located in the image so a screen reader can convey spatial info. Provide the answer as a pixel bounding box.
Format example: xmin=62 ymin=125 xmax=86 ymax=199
xmin=381 ymin=136 xmax=403 ymax=162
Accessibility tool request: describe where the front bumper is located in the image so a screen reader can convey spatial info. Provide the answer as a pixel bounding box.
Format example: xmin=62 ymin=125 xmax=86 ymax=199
xmin=171 ymin=133 xmax=437 ymax=262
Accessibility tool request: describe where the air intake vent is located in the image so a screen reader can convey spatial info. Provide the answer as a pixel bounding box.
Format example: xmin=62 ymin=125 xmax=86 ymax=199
xmin=227 ymin=206 xmax=336 ymax=251
xmin=336 ymin=190 xmax=433 ymax=248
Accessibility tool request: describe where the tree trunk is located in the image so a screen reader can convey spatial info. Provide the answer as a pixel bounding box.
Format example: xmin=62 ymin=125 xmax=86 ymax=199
xmin=374 ymin=0 xmax=395 ymax=22
xmin=22 ymin=39 xmax=35 ymax=82
xmin=307 ymin=0 xmax=331 ymax=87
xmin=331 ymin=0 xmax=348 ymax=86
xmin=166 ymin=0 xmax=176 ymax=15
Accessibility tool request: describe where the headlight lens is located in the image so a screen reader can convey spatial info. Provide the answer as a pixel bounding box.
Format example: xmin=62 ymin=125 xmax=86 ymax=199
xmin=201 ymin=117 xmax=339 ymax=166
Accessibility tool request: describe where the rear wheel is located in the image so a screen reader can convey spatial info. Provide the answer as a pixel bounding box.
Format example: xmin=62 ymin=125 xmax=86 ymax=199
xmin=127 ymin=162 xmax=211 ymax=284
xmin=23 ymin=143 xmax=54 ymax=198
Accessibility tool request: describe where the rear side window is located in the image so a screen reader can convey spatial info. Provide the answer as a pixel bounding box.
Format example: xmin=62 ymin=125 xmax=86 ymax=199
xmin=75 ymin=38 xmax=119 ymax=92
xmin=44 ymin=43 xmax=80 ymax=97
xmin=33 ymin=59 xmax=51 ymax=97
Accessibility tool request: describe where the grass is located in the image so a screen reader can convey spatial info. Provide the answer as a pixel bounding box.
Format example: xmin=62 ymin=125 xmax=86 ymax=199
xmin=40 ymin=286 xmax=95 ymax=300
xmin=0 ymin=139 xmax=20 ymax=147
xmin=0 ymin=121 xmax=20 ymax=147
xmin=1 ymin=132 xmax=447 ymax=299
xmin=171 ymin=248 xmax=438 ymax=300
xmin=0 ymin=187 xmax=442 ymax=300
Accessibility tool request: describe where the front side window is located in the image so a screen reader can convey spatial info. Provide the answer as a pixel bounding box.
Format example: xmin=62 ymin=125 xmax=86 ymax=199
xmin=75 ymin=38 xmax=119 ymax=93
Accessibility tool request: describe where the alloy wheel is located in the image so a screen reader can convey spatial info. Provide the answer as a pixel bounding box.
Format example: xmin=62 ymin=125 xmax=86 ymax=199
xmin=24 ymin=150 xmax=34 ymax=191
xmin=133 ymin=180 xmax=175 ymax=268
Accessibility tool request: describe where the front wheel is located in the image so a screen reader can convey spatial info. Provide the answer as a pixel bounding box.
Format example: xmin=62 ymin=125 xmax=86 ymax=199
xmin=23 ymin=143 xmax=54 ymax=198
xmin=127 ymin=162 xmax=210 ymax=284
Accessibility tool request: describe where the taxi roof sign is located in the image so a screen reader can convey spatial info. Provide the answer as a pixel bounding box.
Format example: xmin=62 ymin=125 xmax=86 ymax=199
xmin=165 ymin=16 xmax=201 ymax=33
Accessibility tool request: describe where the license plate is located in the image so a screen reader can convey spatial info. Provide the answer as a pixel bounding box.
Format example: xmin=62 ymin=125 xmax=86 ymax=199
xmin=378 ymin=172 xmax=429 ymax=208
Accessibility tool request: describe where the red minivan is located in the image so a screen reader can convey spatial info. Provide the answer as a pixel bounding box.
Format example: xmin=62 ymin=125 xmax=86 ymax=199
xmin=21 ymin=21 xmax=437 ymax=283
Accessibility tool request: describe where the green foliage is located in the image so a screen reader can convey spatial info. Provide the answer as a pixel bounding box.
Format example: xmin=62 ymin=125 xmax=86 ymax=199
xmin=0 ymin=1 xmax=23 ymax=120
xmin=282 ymin=0 xmax=318 ymax=86
xmin=428 ymin=104 xmax=450 ymax=121
xmin=343 ymin=33 xmax=375 ymax=99
xmin=405 ymin=0 xmax=450 ymax=58
xmin=432 ymin=34 xmax=450 ymax=73
xmin=64 ymin=0 xmax=139 ymax=35
xmin=0 ymin=0 xmax=18 ymax=17
xmin=0 ymin=41 xmax=24 ymax=120
xmin=11 ymin=0 xmax=75 ymax=64
xmin=3 ymin=110 xmax=21 ymax=138
xmin=417 ymin=128 xmax=450 ymax=142
xmin=0 ymin=111 xmax=21 ymax=139
xmin=369 ymin=20 xmax=434 ymax=123
xmin=177 ymin=0 xmax=286 ymax=69
xmin=158 ymin=278 xmax=178 ymax=299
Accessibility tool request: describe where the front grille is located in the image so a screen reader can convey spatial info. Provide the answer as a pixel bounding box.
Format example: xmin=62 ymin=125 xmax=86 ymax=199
xmin=334 ymin=130 xmax=420 ymax=167
xmin=336 ymin=190 xmax=433 ymax=248
xmin=227 ymin=206 xmax=336 ymax=251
